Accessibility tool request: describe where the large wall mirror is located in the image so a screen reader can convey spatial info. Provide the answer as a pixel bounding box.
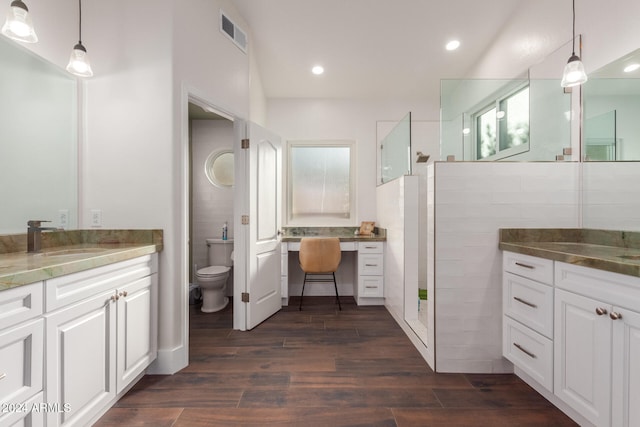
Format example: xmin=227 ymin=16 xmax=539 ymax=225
xmin=583 ymin=49 xmax=640 ymax=161
xmin=0 ymin=36 xmax=78 ymax=234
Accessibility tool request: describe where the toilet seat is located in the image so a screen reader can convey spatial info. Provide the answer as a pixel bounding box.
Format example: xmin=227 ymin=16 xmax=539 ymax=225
xmin=196 ymin=265 xmax=230 ymax=277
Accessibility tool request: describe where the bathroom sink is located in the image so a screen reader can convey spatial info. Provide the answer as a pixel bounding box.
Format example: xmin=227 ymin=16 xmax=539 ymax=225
xmin=617 ymin=254 xmax=640 ymax=261
xmin=41 ymin=248 xmax=108 ymax=257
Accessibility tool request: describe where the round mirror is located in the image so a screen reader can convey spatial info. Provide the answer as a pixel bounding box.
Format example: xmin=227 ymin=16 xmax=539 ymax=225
xmin=204 ymin=150 xmax=234 ymax=188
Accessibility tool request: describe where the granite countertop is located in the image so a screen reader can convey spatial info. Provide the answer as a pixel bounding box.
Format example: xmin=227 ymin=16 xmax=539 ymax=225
xmin=281 ymin=226 xmax=387 ymax=242
xmin=0 ymin=229 xmax=163 ymax=290
xmin=499 ymin=228 xmax=640 ymax=278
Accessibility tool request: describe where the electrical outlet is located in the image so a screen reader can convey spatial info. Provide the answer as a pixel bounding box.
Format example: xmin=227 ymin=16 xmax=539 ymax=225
xmin=58 ymin=209 xmax=69 ymax=229
xmin=90 ymin=209 xmax=102 ymax=227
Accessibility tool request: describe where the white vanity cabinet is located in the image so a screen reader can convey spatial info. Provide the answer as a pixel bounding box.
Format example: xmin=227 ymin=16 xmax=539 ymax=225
xmin=44 ymin=254 xmax=158 ymax=427
xmin=502 ymin=251 xmax=640 ymax=427
xmin=502 ymin=252 xmax=554 ymax=392
xmin=0 ymin=282 xmax=45 ymax=427
xmin=554 ymin=261 xmax=640 ymax=427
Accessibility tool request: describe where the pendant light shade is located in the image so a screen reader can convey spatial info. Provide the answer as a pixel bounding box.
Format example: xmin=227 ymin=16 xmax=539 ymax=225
xmin=1 ymin=0 xmax=37 ymax=43
xmin=66 ymin=42 xmax=93 ymax=77
xmin=561 ymin=0 xmax=587 ymax=88
xmin=66 ymin=0 xmax=93 ymax=77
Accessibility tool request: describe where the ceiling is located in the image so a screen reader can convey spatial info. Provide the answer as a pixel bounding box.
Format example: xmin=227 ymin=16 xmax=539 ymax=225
xmin=233 ymin=0 xmax=524 ymax=101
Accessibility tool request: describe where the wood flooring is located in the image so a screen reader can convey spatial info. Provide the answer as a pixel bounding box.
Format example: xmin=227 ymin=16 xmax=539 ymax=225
xmin=95 ymin=297 xmax=577 ymax=426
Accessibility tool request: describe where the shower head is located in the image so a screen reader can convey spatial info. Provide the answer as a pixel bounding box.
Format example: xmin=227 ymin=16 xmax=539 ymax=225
xmin=416 ymin=151 xmax=430 ymax=163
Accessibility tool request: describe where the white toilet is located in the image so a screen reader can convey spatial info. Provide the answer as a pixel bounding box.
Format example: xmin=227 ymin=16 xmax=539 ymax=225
xmin=195 ymin=238 xmax=233 ymax=313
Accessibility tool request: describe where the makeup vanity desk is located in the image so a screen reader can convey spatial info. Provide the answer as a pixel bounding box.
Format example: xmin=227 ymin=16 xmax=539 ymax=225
xmin=281 ymin=227 xmax=386 ymax=306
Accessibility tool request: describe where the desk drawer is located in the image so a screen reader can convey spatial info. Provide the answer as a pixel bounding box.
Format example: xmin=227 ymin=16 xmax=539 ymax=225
xmin=358 ymin=254 xmax=383 ymax=276
xmin=359 ymin=276 xmax=383 ymax=297
xmin=358 ymin=242 xmax=384 ymax=254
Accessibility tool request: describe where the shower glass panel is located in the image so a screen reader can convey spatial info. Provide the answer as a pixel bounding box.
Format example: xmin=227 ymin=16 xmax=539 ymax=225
xmin=380 ymin=112 xmax=411 ymax=184
xmin=584 ymin=110 xmax=617 ymax=161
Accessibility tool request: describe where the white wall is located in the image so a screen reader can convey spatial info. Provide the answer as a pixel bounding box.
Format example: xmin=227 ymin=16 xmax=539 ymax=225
xmin=267 ymin=98 xmax=437 ymax=223
xmin=429 ymin=162 xmax=581 ymax=373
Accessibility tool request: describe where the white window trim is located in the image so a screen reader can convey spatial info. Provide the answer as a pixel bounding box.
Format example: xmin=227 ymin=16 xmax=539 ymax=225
xmin=285 ymin=140 xmax=357 ymax=226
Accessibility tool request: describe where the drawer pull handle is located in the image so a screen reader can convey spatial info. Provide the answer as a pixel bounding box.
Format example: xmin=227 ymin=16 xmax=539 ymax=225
xmin=365 ymin=285 xmax=378 ymax=289
xmin=513 ymin=343 xmax=536 ymax=359
xmin=513 ymin=297 xmax=537 ymax=308
xmin=514 ymin=262 xmax=535 ymax=269
xmin=610 ymin=312 xmax=623 ymax=320
xmin=365 ymin=263 xmax=378 ymax=267
xmin=595 ymin=307 xmax=608 ymax=316
xmin=0 ymin=373 xmax=6 ymax=380
xmin=364 ymin=246 xmax=377 ymax=249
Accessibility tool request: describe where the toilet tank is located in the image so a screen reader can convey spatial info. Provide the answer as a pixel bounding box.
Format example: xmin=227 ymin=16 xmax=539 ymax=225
xmin=206 ymin=239 xmax=234 ymax=267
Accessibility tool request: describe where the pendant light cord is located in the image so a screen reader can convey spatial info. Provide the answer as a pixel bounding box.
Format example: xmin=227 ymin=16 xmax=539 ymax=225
xmin=78 ymin=0 xmax=82 ymax=45
xmin=571 ymin=0 xmax=576 ymax=55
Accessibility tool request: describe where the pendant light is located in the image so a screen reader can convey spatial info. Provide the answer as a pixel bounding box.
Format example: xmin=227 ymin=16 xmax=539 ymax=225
xmin=66 ymin=0 xmax=93 ymax=77
xmin=1 ymin=0 xmax=37 ymax=43
xmin=561 ymin=0 xmax=587 ymax=88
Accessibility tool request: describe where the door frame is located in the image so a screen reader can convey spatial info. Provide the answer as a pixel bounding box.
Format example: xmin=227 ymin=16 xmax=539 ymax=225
xmin=180 ymin=86 xmax=238 ymax=364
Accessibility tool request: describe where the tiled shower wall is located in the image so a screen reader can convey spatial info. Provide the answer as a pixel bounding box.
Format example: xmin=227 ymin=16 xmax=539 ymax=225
xmin=582 ymin=162 xmax=640 ymax=231
xmin=429 ymin=161 xmax=581 ymax=373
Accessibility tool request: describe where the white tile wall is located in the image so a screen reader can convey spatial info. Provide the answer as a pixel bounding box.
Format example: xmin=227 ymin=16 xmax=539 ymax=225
xmin=430 ymin=161 xmax=580 ymax=373
xmin=191 ymin=119 xmax=235 ymax=281
xmin=583 ymin=162 xmax=640 ymax=231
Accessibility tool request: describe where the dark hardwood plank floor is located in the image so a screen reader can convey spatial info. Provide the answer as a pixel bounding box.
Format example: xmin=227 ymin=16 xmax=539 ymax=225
xmin=95 ymin=297 xmax=577 ymax=426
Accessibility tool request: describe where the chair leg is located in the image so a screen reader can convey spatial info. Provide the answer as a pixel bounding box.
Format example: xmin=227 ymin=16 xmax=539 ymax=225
xmin=299 ymin=273 xmax=307 ymax=311
xmin=333 ymin=272 xmax=341 ymax=311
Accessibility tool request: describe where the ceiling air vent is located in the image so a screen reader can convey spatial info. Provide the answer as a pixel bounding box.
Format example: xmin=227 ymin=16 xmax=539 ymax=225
xmin=220 ymin=11 xmax=247 ymax=54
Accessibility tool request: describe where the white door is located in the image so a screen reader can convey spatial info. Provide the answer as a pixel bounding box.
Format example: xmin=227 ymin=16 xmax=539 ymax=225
xmin=234 ymin=120 xmax=282 ymax=330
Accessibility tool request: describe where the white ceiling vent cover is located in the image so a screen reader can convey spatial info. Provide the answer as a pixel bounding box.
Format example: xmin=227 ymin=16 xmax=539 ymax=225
xmin=220 ymin=11 xmax=247 ymax=53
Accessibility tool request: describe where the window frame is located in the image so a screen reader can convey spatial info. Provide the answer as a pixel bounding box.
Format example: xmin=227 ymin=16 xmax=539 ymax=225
xmin=285 ymin=140 xmax=357 ymax=226
xmin=471 ymin=83 xmax=530 ymax=161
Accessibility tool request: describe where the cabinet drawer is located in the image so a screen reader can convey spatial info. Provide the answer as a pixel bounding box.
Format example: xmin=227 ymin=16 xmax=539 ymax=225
xmin=503 ymin=272 xmax=553 ymax=338
xmin=46 ymin=254 xmax=157 ymax=311
xmin=358 ymin=242 xmax=384 ymax=254
xmin=358 ymin=254 xmax=383 ymax=276
xmin=359 ymin=276 xmax=384 ymax=298
xmin=503 ymin=316 xmax=553 ymax=393
xmin=0 ymin=282 xmax=43 ymax=331
xmin=503 ymin=251 xmax=553 ymax=285
xmin=0 ymin=318 xmax=44 ymax=407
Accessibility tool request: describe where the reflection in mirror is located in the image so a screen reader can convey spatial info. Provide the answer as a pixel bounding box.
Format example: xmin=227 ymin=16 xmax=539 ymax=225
xmin=0 ymin=36 xmax=78 ymax=234
xmin=204 ymin=150 xmax=234 ymax=188
xmin=583 ymin=49 xmax=640 ymax=161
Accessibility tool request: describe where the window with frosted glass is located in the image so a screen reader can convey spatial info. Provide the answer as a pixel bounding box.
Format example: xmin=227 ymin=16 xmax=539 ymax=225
xmin=474 ymin=85 xmax=530 ymax=160
xmin=288 ymin=143 xmax=353 ymax=223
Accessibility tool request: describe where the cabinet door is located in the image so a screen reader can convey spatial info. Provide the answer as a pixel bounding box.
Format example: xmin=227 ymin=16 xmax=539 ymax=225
xmin=117 ymin=274 xmax=157 ymax=393
xmin=612 ymin=307 xmax=640 ymax=427
xmin=554 ymin=288 xmax=611 ymax=427
xmin=46 ymin=290 xmax=117 ymax=427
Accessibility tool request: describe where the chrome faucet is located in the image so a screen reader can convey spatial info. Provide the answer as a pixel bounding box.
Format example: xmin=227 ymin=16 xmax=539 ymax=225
xmin=27 ymin=220 xmax=58 ymax=253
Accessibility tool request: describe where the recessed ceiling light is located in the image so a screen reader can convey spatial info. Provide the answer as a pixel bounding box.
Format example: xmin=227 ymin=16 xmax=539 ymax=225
xmin=624 ymin=63 xmax=640 ymax=73
xmin=312 ymin=65 xmax=324 ymax=75
xmin=445 ymin=40 xmax=460 ymax=51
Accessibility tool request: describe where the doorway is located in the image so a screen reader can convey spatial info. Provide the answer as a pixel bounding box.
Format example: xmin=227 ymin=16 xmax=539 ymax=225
xmin=186 ymin=98 xmax=235 ymax=362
